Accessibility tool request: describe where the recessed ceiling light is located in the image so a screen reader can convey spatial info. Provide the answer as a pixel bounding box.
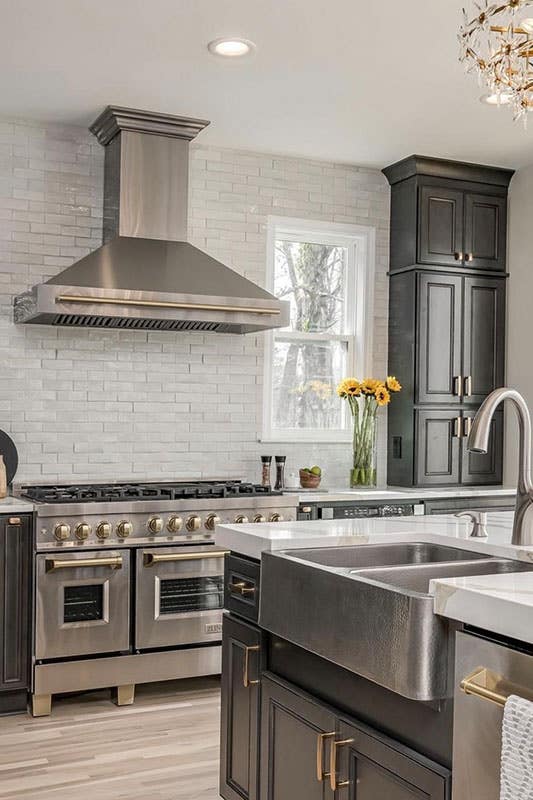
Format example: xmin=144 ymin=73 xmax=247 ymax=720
xmin=480 ymin=92 xmax=512 ymax=106
xmin=207 ymin=38 xmax=256 ymax=58
xmin=520 ymin=17 xmax=533 ymax=33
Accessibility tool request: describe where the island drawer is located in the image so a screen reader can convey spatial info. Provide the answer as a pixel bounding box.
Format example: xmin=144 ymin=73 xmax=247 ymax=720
xmin=224 ymin=553 xmax=260 ymax=623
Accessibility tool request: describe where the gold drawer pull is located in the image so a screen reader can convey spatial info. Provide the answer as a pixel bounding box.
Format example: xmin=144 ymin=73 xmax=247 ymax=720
xmin=45 ymin=556 xmax=122 ymax=572
xmin=463 ymin=416 xmax=473 ymax=438
xmin=144 ymin=550 xmax=229 ymax=566
xmin=329 ymin=738 xmax=354 ymax=791
xmin=465 ymin=375 xmax=473 ymax=397
xmin=243 ymin=644 xmax=260 ymax=688
xmin=316 ymin=732 xmax=335 ymax=782
xmin=453 ymin=375 xmax=463 ymax=397
xmin=228 ymin=581 xmax=256 ymax=596
xmin=453 ymin=417 xmax=463 ymax=438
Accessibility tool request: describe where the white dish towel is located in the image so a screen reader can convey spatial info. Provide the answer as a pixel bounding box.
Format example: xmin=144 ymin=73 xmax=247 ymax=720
xmin=501 ymin=694 xmax=533 ymax=800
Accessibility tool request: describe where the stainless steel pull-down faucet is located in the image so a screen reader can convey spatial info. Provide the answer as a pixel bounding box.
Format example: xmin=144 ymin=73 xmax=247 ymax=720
xmin=468 ymin=387 xmax=533 ymax=546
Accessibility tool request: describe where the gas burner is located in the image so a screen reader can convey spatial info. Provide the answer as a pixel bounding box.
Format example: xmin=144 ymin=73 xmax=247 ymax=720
xmin=20 ymin=480 xmax=280 ymax=504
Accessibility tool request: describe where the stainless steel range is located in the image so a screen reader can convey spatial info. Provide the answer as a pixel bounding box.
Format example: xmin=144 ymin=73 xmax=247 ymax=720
xmin=16 ymin=480 xmax=297 ymax=716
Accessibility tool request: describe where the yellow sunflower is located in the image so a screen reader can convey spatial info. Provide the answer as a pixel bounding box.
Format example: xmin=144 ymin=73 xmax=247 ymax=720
xmin=386 ymin=376 xmax=402 ymax=393
xmin=337 ymin=378 xmax=360 ymax=398
xmin=375 ymin=384 xmax=391 ymax=406
xmin=361 ymin=378 xmax=380 ymax=395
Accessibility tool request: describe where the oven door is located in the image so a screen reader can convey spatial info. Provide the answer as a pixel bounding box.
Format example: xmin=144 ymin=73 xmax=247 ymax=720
xmin=35 ymin=550 xmax=130 ymax=660
xmin=135 ymin=546 xmax=226 ymax=650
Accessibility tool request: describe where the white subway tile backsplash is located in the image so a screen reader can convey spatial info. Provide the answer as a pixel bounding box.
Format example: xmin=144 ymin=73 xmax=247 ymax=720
xmin=0 ymin=116 xmax=389 ymax=487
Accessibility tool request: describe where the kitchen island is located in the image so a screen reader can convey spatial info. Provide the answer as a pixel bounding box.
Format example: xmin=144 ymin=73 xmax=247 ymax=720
xmin=216 ymin=512 xmax=533 ymax=800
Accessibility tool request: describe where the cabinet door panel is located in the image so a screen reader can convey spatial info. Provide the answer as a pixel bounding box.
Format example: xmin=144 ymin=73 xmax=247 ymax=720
xmin=416 ymin=410 xmax=460 ymax=486
xmin=220 ymin=614 xmax=261 ymax=800
xmin=464 ymin=193 xmax=506 ymax=271
xmin=462 ymin=277 xmax=505 ymax=405
xmin=461 ymin=410 xmax=503 ymax=485
xmin=0 ymin=516 xmax=30 ymax=691
xmin=260 ymin=675 xmax=335 ymax=800
xmin=418 ymin=186 xmax=464 ymax=266
xmin=417 ymin=274 xmax=463 ymax=404
xmin=337 ymin=720 xmax=449 ymax=800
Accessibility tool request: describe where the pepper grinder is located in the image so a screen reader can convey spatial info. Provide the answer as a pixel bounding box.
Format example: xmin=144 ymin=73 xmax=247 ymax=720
xmin=261 ymin=455 xmax=272 ymax=487
xmin=274 ymin=455 xmax=286 ymax=490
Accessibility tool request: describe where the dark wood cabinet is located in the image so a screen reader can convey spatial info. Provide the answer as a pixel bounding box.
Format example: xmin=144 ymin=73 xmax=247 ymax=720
xmin=259 ymin=674 xmax=450 ymax=800
xmin=220 ymin=613 xmax=262 ymax=800
xmin=462 ymin=276 xmax=505 ymax=405
xmin=415 ymin=410 xmax=461 ymax=486
xmin=260 ymin=675 xmax=336 ymax=800
xmin=418 ymin=185 xmax=464 ymax=267
xmin=461 ymin=410 xmax=503 ymax=485
xmin=0 ymin=514 xmax=31 ymax=712
xmin=417 ymin=273 xmax=463 ymax=404
xmin=337 ymin=719 xmax=450 ymax=800
xmin=464 ymin=193 xmax=507 ymax=271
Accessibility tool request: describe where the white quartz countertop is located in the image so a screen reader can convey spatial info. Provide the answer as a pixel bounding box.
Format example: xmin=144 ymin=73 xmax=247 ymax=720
xmin=216 ymin=510 xmax=533 ymax=644
xmin=0 ymin=496 xmax=33 ymax=514
xmin=292 ymin=485 xmax=516 ymax=503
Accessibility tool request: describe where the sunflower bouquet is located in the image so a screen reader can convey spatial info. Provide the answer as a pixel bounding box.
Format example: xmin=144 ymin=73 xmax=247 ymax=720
xmin=337 ymin=376 xmax=401 ymax=487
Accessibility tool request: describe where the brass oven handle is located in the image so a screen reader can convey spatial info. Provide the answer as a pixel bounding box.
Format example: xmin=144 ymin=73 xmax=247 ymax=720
xmin=453 ymin=375 xmax=463 ymax=397
xmin=243 ymin=644 xmax=260 ymax=688
xmin=464 ymin=375 xmax=472 ymax=397
xmin=143 ymin=550 xmax=229 ymax=567
xmin=45 ymin=556 xmax=122 ymax=572
xmin=228 ymin=581 xmax=256 ymax=596
xmin=56 ymin=295 xmax=281 ymax=316
xmin=329 ymin=738 xmax=354 ymax=791
xmin=316 ymin=732 xmax=335 ymax=782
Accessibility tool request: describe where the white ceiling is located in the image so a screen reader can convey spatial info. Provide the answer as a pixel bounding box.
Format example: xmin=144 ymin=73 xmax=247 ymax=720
xmin=1 ymin=0 xmax=532 ymax=169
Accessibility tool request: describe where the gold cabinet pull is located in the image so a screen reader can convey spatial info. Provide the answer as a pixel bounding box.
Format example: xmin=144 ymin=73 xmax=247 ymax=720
xmin=329 ymin=738 xmax=354 ymax=791
xmin=454 ymin=251 xmax=464 ymax=261
xmin=228 ymin=580 xmax=256 ymax=596
xmin=316 ymin=732 xmax=335 ymax=782
xmin=143 ymin=550 xmax=229 ymax=566
xmin=453 ymin=417 xmax=463 ymax=438
xmin=8 ymin=517 xmax=21 ymax=525
xmin=463 ymin=416 xmax=473 ymax=438
xmin=464 ymin=375 xmax=473 ymax=397
xmin=466 ymin=253 xmax=474 ymax=263
xmin=243 ymin=644 xmax=260 ymax=688
xmin=453 ymin=376 xmax=463 ymax=397
xmin=45 ymin=556 xmax=122 ymax=572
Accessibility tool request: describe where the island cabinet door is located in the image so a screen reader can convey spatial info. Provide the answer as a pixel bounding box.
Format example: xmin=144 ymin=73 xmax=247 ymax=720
xmin=220 ymin=613 xmax=262 ymax=800
xmin=334 ymin=720 xmax=451 ymax=800
xmin=260 ymin=675 xmax=336 ymax=800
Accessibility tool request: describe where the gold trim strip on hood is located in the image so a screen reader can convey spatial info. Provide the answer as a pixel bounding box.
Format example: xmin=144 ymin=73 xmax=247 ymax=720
xmin=56 ymin=295 xmax=281 ymax=315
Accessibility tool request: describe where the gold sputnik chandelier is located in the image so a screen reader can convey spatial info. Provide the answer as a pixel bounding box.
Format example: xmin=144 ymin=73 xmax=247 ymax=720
xmin=459 ymin=0 xmax=533 ymax=123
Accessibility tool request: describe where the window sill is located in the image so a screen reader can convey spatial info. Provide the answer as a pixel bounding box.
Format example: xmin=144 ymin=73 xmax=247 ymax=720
xmin=259 ymin=436 xmax=352 ymax=445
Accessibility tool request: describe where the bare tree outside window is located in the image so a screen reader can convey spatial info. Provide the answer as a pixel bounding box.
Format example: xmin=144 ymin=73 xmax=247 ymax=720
xmin=272 ymin=239 xmax=350 ymax=431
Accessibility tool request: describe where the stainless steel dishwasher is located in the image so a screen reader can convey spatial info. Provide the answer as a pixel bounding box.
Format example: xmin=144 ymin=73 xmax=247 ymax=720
xmin=453 ymin=629 xmax=533 ymax=799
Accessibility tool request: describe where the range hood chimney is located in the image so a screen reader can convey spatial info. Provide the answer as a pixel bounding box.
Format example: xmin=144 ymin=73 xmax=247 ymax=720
xmin=14 ymin=106 xmax=289 ymax=334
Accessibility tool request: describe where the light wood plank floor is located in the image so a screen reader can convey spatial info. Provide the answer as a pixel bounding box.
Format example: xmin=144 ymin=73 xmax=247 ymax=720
xmin=0 ymin=677 xmax=221 ymax=799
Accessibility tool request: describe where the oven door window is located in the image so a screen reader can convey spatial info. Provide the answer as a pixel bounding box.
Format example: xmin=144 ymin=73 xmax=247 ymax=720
xmin=63 ymin=584 xmax=105 ymax=624
xmin=157 ymin=575 xmax=223 ymax=616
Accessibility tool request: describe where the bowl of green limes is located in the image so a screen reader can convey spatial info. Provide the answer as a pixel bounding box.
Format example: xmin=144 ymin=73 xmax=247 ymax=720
xmin=299 ymin=466 xmax=322 ymax=489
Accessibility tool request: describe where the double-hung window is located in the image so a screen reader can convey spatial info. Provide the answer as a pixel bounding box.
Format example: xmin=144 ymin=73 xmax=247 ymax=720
xmin=263 ymin=217 xmax=375 ymax=443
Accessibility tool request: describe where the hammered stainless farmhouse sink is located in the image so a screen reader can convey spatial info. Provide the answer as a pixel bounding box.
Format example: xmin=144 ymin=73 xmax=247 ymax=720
xmin=259 ymin=544 xmax=532 ymax=701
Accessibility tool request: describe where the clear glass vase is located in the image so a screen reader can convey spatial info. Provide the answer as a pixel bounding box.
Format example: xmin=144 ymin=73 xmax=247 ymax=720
xmin=350 ymin=402 xmax=378 ymax=488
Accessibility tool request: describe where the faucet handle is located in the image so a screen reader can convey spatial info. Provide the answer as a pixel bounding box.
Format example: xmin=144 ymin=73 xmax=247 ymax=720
xmin=455 ymin=511 xmax=488 ymax=538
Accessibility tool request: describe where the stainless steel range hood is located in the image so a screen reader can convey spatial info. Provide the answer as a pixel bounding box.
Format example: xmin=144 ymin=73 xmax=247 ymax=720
xmin=14 ymin=106 xmax=289 ymax=334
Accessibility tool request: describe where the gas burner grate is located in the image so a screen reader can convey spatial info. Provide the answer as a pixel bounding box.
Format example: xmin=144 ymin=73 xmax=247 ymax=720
xmin=20 ymin=480 xmax=280 ymax=504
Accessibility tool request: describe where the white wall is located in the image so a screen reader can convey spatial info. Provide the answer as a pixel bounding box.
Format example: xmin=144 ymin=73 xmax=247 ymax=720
xmin=0 ymin=116 xmax=390 ymax=487
xmin=505 ymin=165 xmax=533 ymax=486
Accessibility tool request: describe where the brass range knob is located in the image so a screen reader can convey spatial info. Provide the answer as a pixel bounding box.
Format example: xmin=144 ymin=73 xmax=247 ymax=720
xmin=148 ymin=516 xmax=163 ymax=535
xmin=116 ymin=520 xmax=133 ymax=538
xmin=54 ymin=523 xmax=71 ymax=541
xmin=269 ymin=513 xmax=284 ymax=522
xmin=186 ymin=515 xmax=202 ymax=532
xmin=167 ymin=516 xmax=183 ymax=533
xmin=205 ymin=513 xmax=221 ymax=531
xmin=234 ymin=515 xmax=249 ymax=524
xmin=253 ymin=514 xmax=266 ymax=524
xmin=75 ymin=523 xmax=91 ymax=541
xmin=96 ymin=521 xmax=111 ymax=540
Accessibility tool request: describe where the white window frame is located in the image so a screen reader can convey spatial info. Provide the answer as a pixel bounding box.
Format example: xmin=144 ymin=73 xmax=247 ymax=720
xmin=262 ymin=215 xmax=375 ymax=443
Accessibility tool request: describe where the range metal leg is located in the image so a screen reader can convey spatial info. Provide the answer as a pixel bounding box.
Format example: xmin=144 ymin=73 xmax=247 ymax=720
xmin=112 ymin=684 xmax=135 ymax=706
xmin=31 ymin=693 xmax=52 ymax=717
